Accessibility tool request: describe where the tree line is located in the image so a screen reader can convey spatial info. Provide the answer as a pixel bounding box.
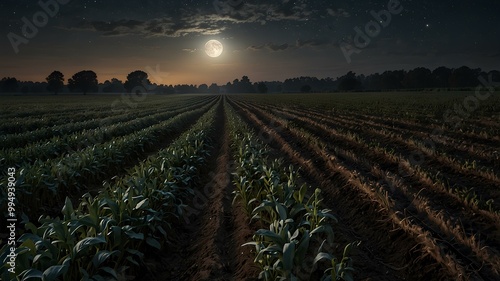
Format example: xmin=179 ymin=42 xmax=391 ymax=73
xmin=1 ymin=66 xmax=499 ymax=95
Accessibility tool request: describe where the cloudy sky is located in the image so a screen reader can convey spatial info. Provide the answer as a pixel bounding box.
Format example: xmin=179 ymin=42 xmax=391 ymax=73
xmin=0 ymin=0 xmax=499 ymax=85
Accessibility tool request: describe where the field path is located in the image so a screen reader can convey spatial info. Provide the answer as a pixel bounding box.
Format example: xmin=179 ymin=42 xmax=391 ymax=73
xmin=142 ymin=97 xmax=259 ymax=280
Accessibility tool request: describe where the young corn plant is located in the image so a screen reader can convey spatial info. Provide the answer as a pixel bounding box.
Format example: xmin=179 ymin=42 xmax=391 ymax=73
xmin=225 ymin=101 xmax=352 ymax=280
xmin=314 ymin=242 xmax=358 ymax=281
xmin=0 ymin=102 xmax=219 ymax=280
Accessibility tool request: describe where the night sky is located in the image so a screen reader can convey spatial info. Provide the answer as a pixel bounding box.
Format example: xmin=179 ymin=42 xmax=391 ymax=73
xmin=1 ymin=0 xmax=499 ymax=85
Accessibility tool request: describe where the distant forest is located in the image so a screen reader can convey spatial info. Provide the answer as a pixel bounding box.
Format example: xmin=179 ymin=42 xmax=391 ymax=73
xmin=1 ymin=66 xmax=499 ymax=95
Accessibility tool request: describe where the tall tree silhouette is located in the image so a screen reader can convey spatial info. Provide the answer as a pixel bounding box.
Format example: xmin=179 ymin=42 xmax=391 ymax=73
xmin=68 ymin=71 xmax=98 ymax=95
xmin=257 ymin=82 xmax=268 ymax=93
xmin=449 ymin=66 xmax=480 ymax=88
xmin=338 ymin=71 xmax=362 ymax=91
xmin=432 ymin=66 xmax=453 ymax=88
xmin=125 ymin=71 xmax=151 ymax=94
xmin=209 ymin=83 xmax=220 ymax=94
xmin=198 ymin=84 xmax=208 ymax=93
xmin=300 ymin=84 xmax=311 ymax=93
xmin=103 ymin=78 xmax=125 ymax=93
xmin=0 ymin=77 xmax=19 ymax=93
xmin=402 ymin=67 xmax=432 ymax=89
xmin=380 ymin=70 xmax=405 ymax=89
xmin=46 ymin=71 xmax=64 ymax=95
xmin=240 ymin=76 xmax=255 ymax=93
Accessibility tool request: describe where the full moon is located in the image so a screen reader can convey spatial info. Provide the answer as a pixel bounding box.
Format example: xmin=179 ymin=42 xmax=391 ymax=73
xmin=205 ymin=40 xmax=223 ymax=58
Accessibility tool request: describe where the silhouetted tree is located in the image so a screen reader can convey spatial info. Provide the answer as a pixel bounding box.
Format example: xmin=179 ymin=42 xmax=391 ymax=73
xmin=174 ymin=84 xmax=197 ymax=94
xmin=488 ymin=70 xmax=500 ymax=83
xmin=155 ymin=84 xmax=174 ymax=94
xmin=46 ymin=71 xmax=64 ymax=95
xmin=229 ymin=79 xmax=240 ymax=93
xmin=257 ymin=82 xmax=268 ymax=93
xmin=209 ymin=83 xmax=220 ymax=94
xmin=18 ymin=81 xmax=48 ymax=93
xmin=432 ymin=66 xmax=453 ymax=88
xmin=0 ymin=77 xmax=19 ymax=93
xmin=124 ymin=70 xmax=151 ymax=94
xmin=449 ymin=66 xmax=480 ymax=88
xmin=380 ymin=70 xmax=405 ymax=89
xmin=103 ymin=78 xmax=125 ymax=93
xmin=402 ymin=67 xmax=432 ymax=89
xmin=240 ymin=76 xmax=255 ymax=93
xmin=198 ymin=84 xmax=208 ymax=93
xmin=338 ymin=71 xmax=362 ymax=91
xmin=300 ymin=85 xmax=311 ymax=93
xmin=364 ymin=73 xmax=382 ymax=91
xmin=68 ymin=71 xmax=98 ymax=95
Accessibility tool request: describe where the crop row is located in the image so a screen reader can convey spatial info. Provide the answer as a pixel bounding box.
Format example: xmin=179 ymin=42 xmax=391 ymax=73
xmin=0 ymin=99 xmax=217 ymax=220
xmin=232 ymin=98 xmax=500 ymax=279
xmin=243 ymin=100 xmax=500 ymax=214
xmin=0 ymin=96 xmax=216 ymax=169
xmin=0 ymin=100 xmax=219 ymax=281
xmin=0 ymin=95 xmax=204 ymax=127
xmin=0 ymin=95 xmax=209 ymax=134
xmin=225 ymin=101 xmax=354 ymax=281
xmin=0 ymin=96 xmax=214 ymax=149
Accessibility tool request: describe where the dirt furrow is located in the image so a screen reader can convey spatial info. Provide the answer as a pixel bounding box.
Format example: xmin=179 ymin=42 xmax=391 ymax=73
xmin=142 ymin=97 xmax=259 ymax=281
xmin=247 ymin=100 xmax=498 ymax=169
xmin=243 ymin=100 xmax=500 ymax=279
xmin=251 ymin=101 xmax=500 ymax=203
xmin=228 ymin=98 xmax=455 ymax=280
xmin=258 ymin=102 xmax=500 ymax=221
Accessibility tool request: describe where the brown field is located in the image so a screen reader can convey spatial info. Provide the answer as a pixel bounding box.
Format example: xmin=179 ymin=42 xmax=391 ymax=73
xmin=1 ymin=92 xmax=499 ymax=280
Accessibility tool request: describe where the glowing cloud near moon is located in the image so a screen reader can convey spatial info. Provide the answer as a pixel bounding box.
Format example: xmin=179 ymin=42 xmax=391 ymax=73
xmin=205 ymin=40 xmax=223 ymax=58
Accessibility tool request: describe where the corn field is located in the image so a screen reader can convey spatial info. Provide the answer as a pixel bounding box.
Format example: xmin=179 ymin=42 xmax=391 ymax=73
xmin=1 ymin=92 xmax=499 ymax=280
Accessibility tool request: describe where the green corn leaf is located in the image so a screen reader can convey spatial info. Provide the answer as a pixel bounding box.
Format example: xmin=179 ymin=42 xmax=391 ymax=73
xmin=100 ymin=267 xmax=118 ymax=279
xmin=109 ymin=226 xmax=122 ymax=247
xmin=135 ymin=198 xmax=149 ymax=210
xmin=320 ymin=209 xmax=337 ymax=222
xmin=255 ymin=229 xmax=284 ymax=245
xmin=262 ymin=244 xmax=282 ymax=254
xmin=242 ymin=241 xmax=259 ymax=248
xmin=125 ymin=231 xmax=144 ymax=240
xmin=146 ymin=237 xmax=161 ymax=249
xmin=126 ymin=256 xmax=139 ymax=266
xmin=290 ymin=229 xmax=300 ymax=241
xmin=24 ymin=222 xmax=38 ymax=235
xmin=295 ymin=230 xmax=310 ymax=264
xmin=282 ymin=242 xmax=296 ymax=271
xmin=276 ymin=203 xmax=287 ymax=221
xmin=43 ymin=264 xmax=69 ymax=281
xmin=90 ymin=274 xmax=106 ymax=281
xmin=19 ymin=238 xmax=36 ymax=254
xmin=73 ymin=236 xmax=106 ymax=259
xmin=126 ymin=248 xmax=144 ymax=258
xmin=62 ymin=197 xmax=74 ymax=219
xmin=313 ymin=252 xmax=334 ymax=267
xmin=92 ymin=250 xmax=115 ymax=267
xmin=21 ymin=269 xmax=43 ymax=281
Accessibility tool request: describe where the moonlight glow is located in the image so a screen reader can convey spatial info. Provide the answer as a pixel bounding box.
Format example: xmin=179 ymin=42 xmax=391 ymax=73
xmin=205 ymin=40 xmax=223 ymax=58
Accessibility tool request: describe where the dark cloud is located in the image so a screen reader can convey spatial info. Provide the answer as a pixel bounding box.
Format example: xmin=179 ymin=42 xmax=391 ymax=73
xmin=246 ymin=38 xmax=332 ymax=52
xmin=248 ymin=43 xmax=290 ymax=52
xmin=326 ymin=8 xmax=350 ymax=18
xmin=296 ymin=39 xmax=331 ymax=48
xmin=67 ymin=16 xmax=226 ymax=37
xmin=75 ymin=19 xmax=144 ymax=34
xmin=61 ymin=1 xmax=334 ymax=37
